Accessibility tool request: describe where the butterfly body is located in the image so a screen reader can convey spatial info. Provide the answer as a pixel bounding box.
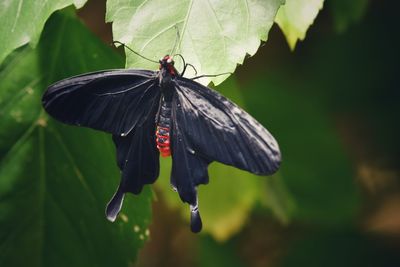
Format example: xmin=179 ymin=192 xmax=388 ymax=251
xmin=158 ymin=55 xmax=177 ymax=100
xmin=42 ymin=55 xmax=281 ymax=233
xmin=155 ymin=101 xmax=172 ymax=157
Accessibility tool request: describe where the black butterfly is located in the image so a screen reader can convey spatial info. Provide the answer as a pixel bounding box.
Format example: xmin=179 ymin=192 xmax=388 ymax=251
xmin=42 ymin=55 xmax=281 ymax=233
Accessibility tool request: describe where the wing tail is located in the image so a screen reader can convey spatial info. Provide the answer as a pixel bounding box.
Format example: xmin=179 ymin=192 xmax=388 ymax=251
xmin=105 ymin=185 xmax=124 ymax=222
xmin=106 ymin=115 xmax=159 ymax=220
xmin=170 ymin=97 xmax=209 ymax=232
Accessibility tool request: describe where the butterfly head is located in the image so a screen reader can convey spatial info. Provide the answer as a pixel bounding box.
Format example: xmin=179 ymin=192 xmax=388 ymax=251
xmin=159 ymin=55 xmax=174 ymax=66
xmin=159 ymin=55 xmax=176 ymax=75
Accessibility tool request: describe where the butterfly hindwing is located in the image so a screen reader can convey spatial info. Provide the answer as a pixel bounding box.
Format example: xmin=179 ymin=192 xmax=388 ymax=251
xmin=170 ymin=97 xmax=209 ymax=232
xmin=42 ymin=69 xmax=160 ymax=135
xmin=170 ymin=95 xmax=210 ymax=201
xmin=112 ymin=120 xmax=160 ymax=195
xmin=106 ymin=116 xmax=160 ymax=222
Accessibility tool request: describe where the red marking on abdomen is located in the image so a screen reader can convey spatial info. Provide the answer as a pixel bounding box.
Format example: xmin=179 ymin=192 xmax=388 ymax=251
xmin=156 ymin=126 xmax=171 ymax=157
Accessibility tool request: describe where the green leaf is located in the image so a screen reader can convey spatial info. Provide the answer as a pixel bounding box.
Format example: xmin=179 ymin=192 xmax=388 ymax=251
xmin=0 ymin=0 xmax=87 ymax=66
xmin=106 ymin=0 xmax=284 ymax=85
xmin=327 ymin=0 xmax=369 ymax=33
xmin=275 ymin=0 xmax=324 ymax=50
xmin=0 ymin=10 xmax=152 ymax=267
xmin=199 ymin=164 xmax=261 ymax=241
xmin=260 ymin=173 xmax=295 ymax=225
xmin=155 ymin=77 xmax=293 ymax=241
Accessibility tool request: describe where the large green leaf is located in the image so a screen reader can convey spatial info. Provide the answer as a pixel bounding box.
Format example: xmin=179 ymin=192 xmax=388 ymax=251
xmin=0 ymin=0 xmax=86 ymax=66
xmin=155 ymin=77 xmax=293 ymax=241
xmin=0 ymin=10 xmax=152 ymax=267
xmin=275 ymin=0 xmax=324 ymax=50
xmin=106 ymin=0 xmax=284 ymax=85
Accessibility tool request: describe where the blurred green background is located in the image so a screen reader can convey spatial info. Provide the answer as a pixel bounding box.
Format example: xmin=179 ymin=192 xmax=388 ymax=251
xmin=1 ymin=0 xmax=400 ymax=266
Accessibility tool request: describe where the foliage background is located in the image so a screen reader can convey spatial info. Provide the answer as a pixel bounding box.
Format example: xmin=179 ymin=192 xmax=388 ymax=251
xmin=1 ymin=0 xmax=400 ymax=266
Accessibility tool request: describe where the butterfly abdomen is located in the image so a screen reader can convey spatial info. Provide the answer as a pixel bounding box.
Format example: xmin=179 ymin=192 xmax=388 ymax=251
xmin=156 ymin=101 xmax=172 ymax=157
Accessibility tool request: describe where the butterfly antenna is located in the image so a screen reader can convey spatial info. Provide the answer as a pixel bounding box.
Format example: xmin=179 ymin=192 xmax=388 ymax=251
xmin=112 ymin=41 xmax=159 ymax=64
xmin=191 ymin=72 xmax=232 ymax=80
xmin=174 ymin=53 xmax=198 ymax=76
xmin=170 ymin=25 xmax=181 ymax=55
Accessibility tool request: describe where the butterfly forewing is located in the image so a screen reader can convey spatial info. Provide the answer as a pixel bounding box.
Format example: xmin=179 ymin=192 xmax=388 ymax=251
xmin=42 ymin=69 xmax=160 ymax=135
xmin=174 ymin=77 xmax=281 ymax=175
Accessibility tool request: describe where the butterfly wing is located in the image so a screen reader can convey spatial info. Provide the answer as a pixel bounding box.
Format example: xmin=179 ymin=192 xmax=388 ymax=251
xmin=170 ymin=77 xmax=281 ymax=232
xmin=106 ymin=113 xmax=160 ymax=222
xmin=170 ymin=97 xmax=210 ymax=232
xmin=42 ymin=69 xmax=162 ymax=221
xmin=42 ymin=69 xmax=160 ymax=135
xmin=173 ymin=77 xmax=281 ymax=175
xmin=112 ymin=122 xmax=159 ymax=195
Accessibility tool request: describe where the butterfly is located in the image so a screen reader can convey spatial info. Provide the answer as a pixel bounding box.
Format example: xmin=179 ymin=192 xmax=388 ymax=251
xmin=42 ymin=54 xmax=281 ymax=233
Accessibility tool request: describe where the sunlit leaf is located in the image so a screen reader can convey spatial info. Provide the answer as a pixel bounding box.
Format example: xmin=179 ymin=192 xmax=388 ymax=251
xmin=0 ymin=0 xmax=86 ymax=66
xmin=106 ymin=0 xmax=284 ymax=85
xmin=275 ymin=0 xmax=324 ymax=49
xmin=0 ymin=10 xmax=152 ymax=267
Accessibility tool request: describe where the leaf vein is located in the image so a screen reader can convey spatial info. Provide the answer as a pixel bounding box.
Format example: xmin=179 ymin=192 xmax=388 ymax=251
xmin=178 ymin=0 xmax=194 ymax=53
xmin=50 ymin=127 xmax=98 ymax=204
xmin=140 ymin=20 xmax=184 ymax=53
xmin=10 ymin=0 xmax=23 ymax=33
xmin=0 ymin=76 xmax=42 ymax=115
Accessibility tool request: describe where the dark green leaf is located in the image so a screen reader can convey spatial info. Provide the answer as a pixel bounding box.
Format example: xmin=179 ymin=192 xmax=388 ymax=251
xmin=260 ymin=173 xmax=295 ymax=225
xmin=327 ymin=0 xmax=369 ymax=33
xmin=199 ymin=235 xmax=246 ymax=267
xmin=0 ymin=10 xmax=152 ymax=267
